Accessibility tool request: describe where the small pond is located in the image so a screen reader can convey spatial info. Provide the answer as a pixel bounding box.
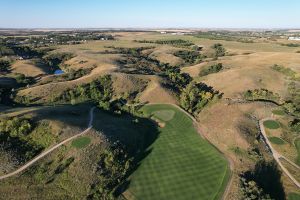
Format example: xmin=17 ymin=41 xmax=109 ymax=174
xmin=54 ymin=69 xmax=64 ymax=75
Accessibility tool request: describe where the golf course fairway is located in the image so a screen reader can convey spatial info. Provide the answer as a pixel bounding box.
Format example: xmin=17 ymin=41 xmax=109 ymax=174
xmin=126 ymin=104 xmax=230 ymax=200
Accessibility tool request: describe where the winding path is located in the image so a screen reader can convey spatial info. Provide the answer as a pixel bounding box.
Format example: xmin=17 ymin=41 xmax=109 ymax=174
xmin=259 ymin=118 xmax=300 ymax=189
xmin=0 ymin=107 xmax=95 ymax=181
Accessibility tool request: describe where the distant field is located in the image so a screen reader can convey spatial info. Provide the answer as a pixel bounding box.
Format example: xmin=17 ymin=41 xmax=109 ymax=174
xmin=126 ymin=104 xmax=229 ymax=200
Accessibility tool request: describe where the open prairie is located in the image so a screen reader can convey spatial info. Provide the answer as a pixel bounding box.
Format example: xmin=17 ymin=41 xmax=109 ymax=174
xmin=1 ymin=30 xmax=300 ymax=200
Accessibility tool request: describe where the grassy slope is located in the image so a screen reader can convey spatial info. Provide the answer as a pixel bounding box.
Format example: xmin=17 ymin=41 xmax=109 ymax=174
xmin=289 ymin=193 xmax=300 ymax=200
xmin=296 ymin=139 xmax=300 ymax=166
xmin=126 ymin=104 xmax=229 ymax=200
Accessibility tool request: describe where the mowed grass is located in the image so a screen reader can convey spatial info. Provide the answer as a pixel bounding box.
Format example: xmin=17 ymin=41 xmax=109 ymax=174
xmin=263 ymin=120 xmax=280 ymax=129
xmin=71 ymin=136 xmax=91 ymax=149
xmin=268 ymin=137 xmax=285 ymax=145
xmin=127 ymin=104 xmax=229 ymax=200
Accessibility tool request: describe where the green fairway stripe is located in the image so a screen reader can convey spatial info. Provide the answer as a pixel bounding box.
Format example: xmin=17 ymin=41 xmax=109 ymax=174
xmin=127 ymin=104 xmax=229 ymax=200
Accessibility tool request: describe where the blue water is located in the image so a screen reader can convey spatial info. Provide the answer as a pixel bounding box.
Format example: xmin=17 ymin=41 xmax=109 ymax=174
xmin=54 ymin=69 xmax=64 ymax=75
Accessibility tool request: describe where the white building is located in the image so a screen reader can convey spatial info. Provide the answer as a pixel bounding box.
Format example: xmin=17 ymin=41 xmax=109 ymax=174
xmin=288 ymin=37 xmax=300 ymax=41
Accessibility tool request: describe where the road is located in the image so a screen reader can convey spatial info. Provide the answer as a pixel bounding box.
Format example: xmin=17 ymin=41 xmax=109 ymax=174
xmin=259 ymin=118 xmax=300 ymax=189
xmin=0 ymin=107 xmax=95 ymax=181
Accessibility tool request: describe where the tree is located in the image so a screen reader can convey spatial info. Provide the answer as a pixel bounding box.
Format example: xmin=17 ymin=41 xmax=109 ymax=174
xmin=0 ymin=59 xmax=11 ymax=72
xmin=212 ymin=43 xmax=226 ymax=58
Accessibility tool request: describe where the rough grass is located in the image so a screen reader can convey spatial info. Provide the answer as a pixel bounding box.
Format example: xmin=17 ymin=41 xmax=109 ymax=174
xmin=126 ymin=104 xmax=229 ymax=200
xmin=268 ymin=137 xmax=285 ymax=145
xmin=289 ymin=193 xmax=300 ymax=200
xmin=263 ymin=120 xmax=280 ymax=129
xmin=71 ymin=136 xmax=91 ymax=149
xmin=272 ymin=109 xmax=285 ymax=116
xmin=296 ymin=139 xmax=300 ymax=166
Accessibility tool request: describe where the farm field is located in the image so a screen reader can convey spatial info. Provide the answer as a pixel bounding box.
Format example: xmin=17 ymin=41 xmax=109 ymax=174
xmin=126 ymin=104 xmax=229 ymax=200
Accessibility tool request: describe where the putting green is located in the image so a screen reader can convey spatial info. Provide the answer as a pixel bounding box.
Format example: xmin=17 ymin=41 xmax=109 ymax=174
xmin=263 ymin=120 xmax=280 ymax=129
xmin=127 ymin=104 xmax=229 ymax=200
xmin=71 ymin=136 xmax=91 ymax=149
xmin=269 ymin=137 xmax=285 ymax=145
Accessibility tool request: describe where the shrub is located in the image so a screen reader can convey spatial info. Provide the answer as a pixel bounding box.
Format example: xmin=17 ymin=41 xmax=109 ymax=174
xmin=0 ymin=59 xmax=11 ymax=72
xmin=174 ymin=50 xmax=203 ymax=65
xmin=244 ymin=89 xmax=280 ymax=103
xmin=199 ymin=63 xmax=223 ymax=76
xmin=180 ymin=81 xmax=220 ymax=114
xmin=212 ymin=43 xmax=226 ymax=58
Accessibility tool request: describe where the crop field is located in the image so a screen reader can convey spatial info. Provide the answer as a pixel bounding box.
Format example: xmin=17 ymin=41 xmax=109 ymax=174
xmin=126 ymin=104 xmax=229 ymax=200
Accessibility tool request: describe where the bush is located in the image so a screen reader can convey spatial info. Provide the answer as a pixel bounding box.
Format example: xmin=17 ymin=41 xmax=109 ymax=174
xmin=180 ymin=81 xmax=220 ymax=114
xmin=174 ymin=50 xmax=203 ymax=65
xmin=241 ymin=160 xmax=285 ymax=200
xmin=244 ymin=89 xmax=280 ymax=103
xmin=212 ymin=43 xmax=226 ymax=58
xmin=199 ymin=63 xmax=223 ymax=76
xmin=289 ymin=119 xmax=300 ymax=133
xmin=271 ymin=64 xmax=297 ymax=77
xmin=0 ymin=59 xmax=11 ymax=72
xmin=57 ymin=75 xmax=113 ymax=109
xmin=135 ymin=39 xmax=194 ymax=47
xmin=42 ymin=52 xmax=74 ymax=72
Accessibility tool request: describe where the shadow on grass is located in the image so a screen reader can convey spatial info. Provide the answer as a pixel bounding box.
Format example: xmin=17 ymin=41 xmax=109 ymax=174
xmin=1 ymin=103 xmax=160 ymax=197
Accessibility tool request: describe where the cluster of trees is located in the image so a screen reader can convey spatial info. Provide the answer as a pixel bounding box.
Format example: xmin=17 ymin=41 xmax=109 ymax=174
xmin=12 ymin=73 xmax=35 ymax=86
xmin=241 ymin=160 xmax=285 ymax=200
xmin=0 ymin=45 xmax=14 ymax=56
xmin=0 ymin=59 xmax=11 ymax=72
xmin=0 ymin=117 xmax=43 ymax=162
xmin=42 ymin=52 xmax=74 ymax=72
xmin=57 ymin=75 xmax=113 ymax=110
xmin=11 ymin=46 xmax=51 ymax=59
xmin=281 ymin=43 xmax=300 ymax=47
xmin=174 ymin=50 xmax=204 ymax=65
xmin=111 ymin=46 xmax=220 ymax=115
xmin=114 ymin=47 xmax=162 ymax=75
xmin=180 ymin=81 xmax=221 ymax=114
xmin=135 ymin=39 xmax=194 ymax=47
xmin=0 ymin=86 xmax=15 ymax=105
xmin=89 ymin=144 xmax=131 ymax=199
xmin=193 ymin=32 xmax=255 ymax=43
xmin=244 ymin=89 xmax=281 ymax=103
xmin=212 ymin=43 xmax=226 ymax=58
xmin=163 ymin=65 xmax=192 ymax=91
xmin=199 ymin=63 xmax=223 ymax=77
xmin=2 ymin=33 xmax=114 ymax=48
xmin=289 ymin=119 xmax=300 ymax=133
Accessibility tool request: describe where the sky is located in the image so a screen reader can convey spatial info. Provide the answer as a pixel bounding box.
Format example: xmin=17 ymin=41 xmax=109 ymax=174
xmin=1 ymin=0 xmax=300 ymax=29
